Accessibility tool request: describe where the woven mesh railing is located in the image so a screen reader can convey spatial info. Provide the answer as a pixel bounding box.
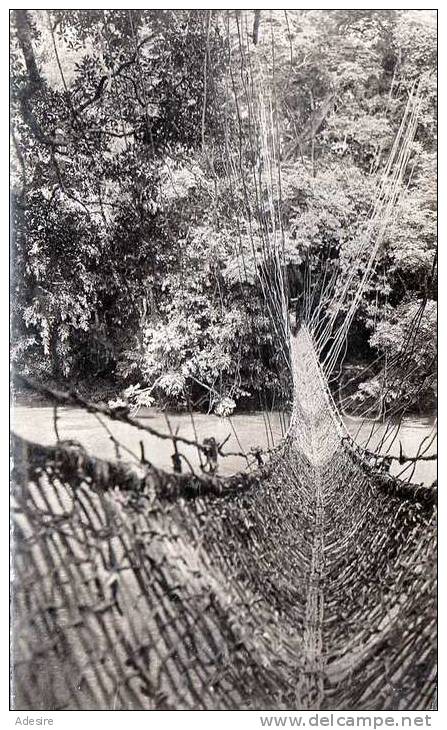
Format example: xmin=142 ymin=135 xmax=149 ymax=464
xmin=10 ymin=330 xmax=437 ymax=710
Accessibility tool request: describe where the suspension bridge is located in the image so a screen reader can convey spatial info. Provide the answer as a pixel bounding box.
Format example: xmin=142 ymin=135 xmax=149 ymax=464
xmin=11 ymin=325 xmax=436 ymax=710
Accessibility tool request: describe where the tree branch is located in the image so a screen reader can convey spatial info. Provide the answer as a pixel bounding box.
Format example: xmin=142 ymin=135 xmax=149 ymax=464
xmin=76 ymin=36 xmax=153 ymax=114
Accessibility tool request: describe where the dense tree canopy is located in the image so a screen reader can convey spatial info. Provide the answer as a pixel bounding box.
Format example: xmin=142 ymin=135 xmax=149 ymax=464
xmin=11 ymin=9 xmax=436 ymax=414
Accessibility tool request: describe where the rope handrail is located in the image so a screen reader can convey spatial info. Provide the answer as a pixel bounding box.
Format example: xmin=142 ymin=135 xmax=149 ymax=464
xmin=13 ymin=373 xmax=277 ymax=472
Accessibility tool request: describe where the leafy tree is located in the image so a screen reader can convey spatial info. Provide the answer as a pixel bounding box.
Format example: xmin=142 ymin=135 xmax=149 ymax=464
xmin=11 ymin=9 xmax=436 ymax=413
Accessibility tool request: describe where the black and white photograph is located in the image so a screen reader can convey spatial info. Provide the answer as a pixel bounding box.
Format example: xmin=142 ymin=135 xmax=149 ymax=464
xmin=9 ymin=6 xmax=437 ymax=715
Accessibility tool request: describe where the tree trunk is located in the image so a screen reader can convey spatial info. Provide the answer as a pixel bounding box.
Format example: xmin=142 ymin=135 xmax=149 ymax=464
xmin=252 ymin=10 xmax=261 ymax=45
xmin=13 ymin=10 xmax=42 ymax=90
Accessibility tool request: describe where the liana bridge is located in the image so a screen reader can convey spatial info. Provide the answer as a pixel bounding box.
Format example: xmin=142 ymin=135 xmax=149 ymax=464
xmin=11 ymin=327 xmax=436 ymax=710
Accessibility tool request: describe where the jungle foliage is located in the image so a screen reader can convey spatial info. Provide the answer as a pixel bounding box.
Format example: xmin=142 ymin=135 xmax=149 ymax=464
xmin=10 ymin=10 xmax=437 ymax=413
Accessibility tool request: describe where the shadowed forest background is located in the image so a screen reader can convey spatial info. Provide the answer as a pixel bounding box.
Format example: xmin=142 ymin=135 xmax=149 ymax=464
xmin=10 ymin=9 xmax=437 ymax=416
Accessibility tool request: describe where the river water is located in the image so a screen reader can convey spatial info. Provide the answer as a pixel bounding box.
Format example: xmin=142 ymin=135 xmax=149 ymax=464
xmin=12 ymin=405 xmax=437 ymax=486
